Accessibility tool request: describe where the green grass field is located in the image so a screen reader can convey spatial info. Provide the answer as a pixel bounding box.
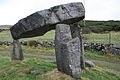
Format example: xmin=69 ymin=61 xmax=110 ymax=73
xmin=0 ymin=45 xmax=120 ymax=73
xmin=0 ymin=29 xmax=120 ymax=80
xmin=0 ymin=57 xmax=119 ymax=80
xmin=83 ymin=31 xmax=120 ymax=44
xmin=0 ymin=30 xmax=55 ymax=41
xmin=0 ymin=30 xmax=120 ymax=44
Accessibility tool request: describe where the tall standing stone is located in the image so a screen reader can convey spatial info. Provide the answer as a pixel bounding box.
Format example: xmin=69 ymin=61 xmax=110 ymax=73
xmin=61 ymin=38 xmax=81 ymax=78
xmin=55 ymin=24 xmax=72 ymax=72
xmin=55 ymin=24 xmax=81 ymax=78
xmin=11 ymin=40 xmax=24 ymax=60
xmin=70 ymin=24 xmax=85 ymax=69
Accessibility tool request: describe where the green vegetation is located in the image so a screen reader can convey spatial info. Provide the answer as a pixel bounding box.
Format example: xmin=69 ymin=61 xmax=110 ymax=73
xmin=0 ymin=58 xmax=119 ymax=80
xmin=0 ymin=30 xmax=120 ymax=44
xmin=82 ymin=67 xmax=120 ymax=80
xmin=1 ymin=20 xmax=120 ymax=44
xmin=83 ymin=31 xmax=120 ymax=44
xmin=0 ymin=20 xmax=120 ymax=79
xmin=0 ymin=58 xmax=56 ymax=80
xmin=85 ymin=50 xmax=120 ymax=64
xmin=0 ymin=30 xmax=55 ymax=41
xmin=0 ymin=45 xmax=120 ymax=75
xmin=23 ymin=46 xmax=55 ymax=55
xmin=79 ymin=20 xmax=120 ymax=33
xmin=93 ymin=61 xmax=120 ymax=72
xmin=20 ymin=30 xmax=55 ymax=41
xmin=0 ymin=31 xmax=12 ymax=41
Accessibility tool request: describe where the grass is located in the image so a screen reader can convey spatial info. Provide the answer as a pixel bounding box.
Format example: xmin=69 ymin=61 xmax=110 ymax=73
xmin=0 ymin=45 xmax=120 ymax=64
xmin=81 ymin=67 xmax=120 ymax=80
xmin=0 ymin=58 xmax=56 ymax=80
xmin=0 ymin=45 xmax=11 ymax=51
xmin=0 ymin=30 xmax=55 ymax=41
xmin=23 ymin=46 xmax=55 ymax=55
xmin=0 ymin=30 xmax=120 ymax=44
xmin=84 ymin=50 xmax=120 ymax=64
xmin=0 ymin=45 xmax=120 ymax=63
xmin=20 ymin=30 xmax=55 ymax=41
xmin=0 ymin=58 xmax=119 ymax=80
xmin=0 ymin=45 xmax=120 ymax=74
xmin=0 ymin=29 xmax=120 ymax=79
xmin=0 ymin=31 xmax=12 ymax=41
xmin=93 ymin=61 xmax=120 ymax=72
xmin=83 ymin=31 xmax=120 ymax=44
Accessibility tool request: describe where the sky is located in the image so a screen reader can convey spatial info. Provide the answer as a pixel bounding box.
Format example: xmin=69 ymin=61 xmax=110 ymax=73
xmin=0 ymin=0 xmax=120 ymax=25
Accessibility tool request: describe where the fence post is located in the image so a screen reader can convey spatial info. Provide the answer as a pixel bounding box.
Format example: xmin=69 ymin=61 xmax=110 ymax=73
xmin=109 ymin=32 xmax=111 ymax=44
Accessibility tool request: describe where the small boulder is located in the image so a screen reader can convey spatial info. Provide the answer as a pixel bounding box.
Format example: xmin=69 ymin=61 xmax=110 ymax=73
xmin=85 ymin=61 xmax=95 ymax=67
xmin=28 ymin=69 xmax=44 ymax=75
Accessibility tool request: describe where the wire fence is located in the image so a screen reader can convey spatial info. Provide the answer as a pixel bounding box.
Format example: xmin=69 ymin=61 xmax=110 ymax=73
xmin=83 ymin=32 xmax=120 ymax=44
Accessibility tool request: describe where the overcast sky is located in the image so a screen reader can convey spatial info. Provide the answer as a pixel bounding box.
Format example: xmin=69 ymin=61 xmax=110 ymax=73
xmin=0 ymin=0 xmax=120 ymax=25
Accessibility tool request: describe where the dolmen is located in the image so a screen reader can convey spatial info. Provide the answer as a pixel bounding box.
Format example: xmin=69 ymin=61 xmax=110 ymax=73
xmin=10 ymin=2 xmax=85 ymax=78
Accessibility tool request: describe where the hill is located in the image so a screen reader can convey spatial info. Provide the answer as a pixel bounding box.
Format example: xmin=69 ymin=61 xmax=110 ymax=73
xmin=0 ymin=25 xmax=12 ymax=28
xmin=79 ymin=20 xmax=120 ymax=33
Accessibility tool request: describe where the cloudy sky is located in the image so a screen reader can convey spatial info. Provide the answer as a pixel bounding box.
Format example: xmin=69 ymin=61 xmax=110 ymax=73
xmin=0 ymin=0 xmax=120 ymax=25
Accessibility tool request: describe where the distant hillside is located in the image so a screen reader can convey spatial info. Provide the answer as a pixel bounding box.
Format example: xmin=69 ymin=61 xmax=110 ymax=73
xmin=79 ymin=20 xmax=120 ymax=33
xmin=0 ymin=25 xmax=12 ymax=28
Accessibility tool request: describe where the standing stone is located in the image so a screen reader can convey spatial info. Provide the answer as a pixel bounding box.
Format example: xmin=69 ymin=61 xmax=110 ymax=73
xmin=55 ymin=24 xmax=81 ymax=78
xmin=11 ymin=40 xmax=24 ymax=60
xmin=61 ymin=37 xmax=81 ymax=78
xmin=70 ymin=24 xmax=85 ymax=69
xmin=55 ymin=24 xmax=72 ymax=72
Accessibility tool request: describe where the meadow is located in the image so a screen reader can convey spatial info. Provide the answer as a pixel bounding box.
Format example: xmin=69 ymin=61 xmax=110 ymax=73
xmin=83 ymin=31 xmax=120 ymax=44
xmin=0 ymin=30 xmax=120 ymax=44
xmin=0 ymin=29 xmax=120 ymax=80
xmin=0 ymin=45 xmax=120 ymax=80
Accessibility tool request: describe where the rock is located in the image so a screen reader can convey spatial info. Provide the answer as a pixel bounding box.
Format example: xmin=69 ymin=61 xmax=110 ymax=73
xmin=112 ymin=44 xmax=120 ymax=49
xmin=10 ymin=2 xmax=85 ymax=40
xmin=28 ymin=69 xmax=43 ymax=75
xmin=55 ymin=24 xmax=81 ymax=78
xmin=85 ymin=61 xmax=95 ymax=67
xmin=55 ymin=24 xmax=72 ymax=72
xmin=11 ymin=40 xmax=24 ymax=60
xmin=61 ymin=37 xmax=81 ymax=78
xmin=109 ymin=48 xmax=120 ymax=56
xmin=70 ymin=24 xmax=85 ymax=69
xmin=0 ymin=41 xmax=3 ymax=45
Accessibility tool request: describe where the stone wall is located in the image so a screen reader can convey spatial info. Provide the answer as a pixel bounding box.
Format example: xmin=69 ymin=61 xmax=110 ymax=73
xmin=0 ymin=40 xmax=120 ymax=56
xmin=84 ymin=42 xmax=120 ymax=56
xmin=0 ymin=40 xmax=55 ymax=47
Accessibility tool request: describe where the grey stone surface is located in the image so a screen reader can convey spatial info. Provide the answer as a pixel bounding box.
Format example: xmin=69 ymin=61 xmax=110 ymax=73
xmin=10 ymin=2 xmax=85 ymax=40
xmin=28 ymin=69 xmax=44 ymax=74
xmin=61 ymin=37 xmax=81 ymax=78
xmin=109 ymin=48 xmax=120 ymax=56
xmin=55 ymin=24 xmax=81 ymax=78
xmin=112 ymin=44 xmax=120 ymax=49
xmin=55 ymin=24 xmax=72 ymax=72
xmin=11 ymin=40 xmax=24 ymax=60
xmin=70 ymin=24 xmax=85 ymax=69
xmin=85 ymin=61 xmax=95 ymax=67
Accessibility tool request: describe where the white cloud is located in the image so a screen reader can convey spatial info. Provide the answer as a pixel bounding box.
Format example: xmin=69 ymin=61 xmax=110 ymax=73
xmin=0 ymin=0 xmax=120 ymax=25
xmin=85 ymin=0 xmax=120 ymax=20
